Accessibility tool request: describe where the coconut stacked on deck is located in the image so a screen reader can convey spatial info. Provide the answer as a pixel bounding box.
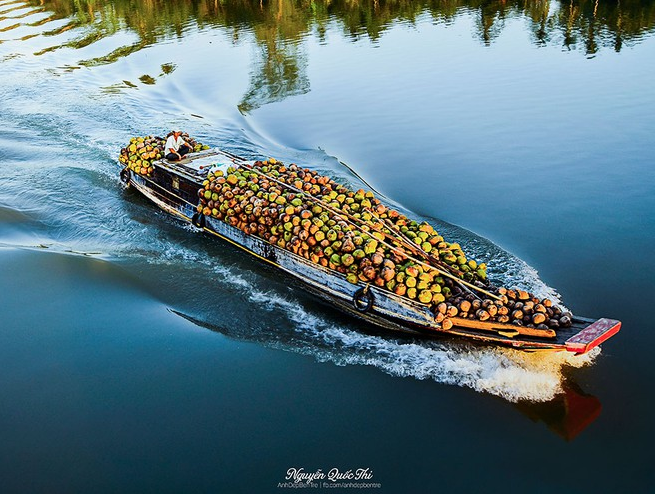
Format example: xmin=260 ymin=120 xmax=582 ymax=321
xmin=119 ymin=133 xmax=209 ymax=177
xmin=435 ymin=288 xmax=572 ymax=330
xmin=117 ymin=135 xmax=572 ymax=332
xmin=195 ymin=158 xmax=573 ymax=332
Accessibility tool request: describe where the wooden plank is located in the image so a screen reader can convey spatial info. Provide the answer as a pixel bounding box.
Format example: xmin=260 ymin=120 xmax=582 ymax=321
xmin=442 ymin=326 xmax=567 ymax=351
xmin=449 ymin=317 xmax=556 ymax=339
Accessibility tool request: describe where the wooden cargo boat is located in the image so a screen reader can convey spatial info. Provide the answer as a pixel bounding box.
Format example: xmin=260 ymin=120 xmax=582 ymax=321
xmin=119 ymin=148 xmax=621 ymax=355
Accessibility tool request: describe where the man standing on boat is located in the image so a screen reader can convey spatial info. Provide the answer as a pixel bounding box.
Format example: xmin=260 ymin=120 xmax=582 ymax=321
xmin=164 ymin=130 xmax=193 ymax=161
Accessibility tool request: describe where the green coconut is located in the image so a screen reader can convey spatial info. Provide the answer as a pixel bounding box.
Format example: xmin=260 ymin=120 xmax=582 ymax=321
xmin=341 ymin=253 xmax=355 ymax=267
xmin=418 ymin=290 xmax=432 ymax=304
xmin=364 ymin=240 xmax=378 ymax=255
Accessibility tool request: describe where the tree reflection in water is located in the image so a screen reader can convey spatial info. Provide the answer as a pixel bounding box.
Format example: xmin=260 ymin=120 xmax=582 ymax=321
xmin=18 ymin=0 xmax=655 ymax=107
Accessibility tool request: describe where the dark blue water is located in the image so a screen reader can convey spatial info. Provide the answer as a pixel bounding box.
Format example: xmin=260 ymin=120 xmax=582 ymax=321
xmin=1 ymin=0 xmax=654 ymax=491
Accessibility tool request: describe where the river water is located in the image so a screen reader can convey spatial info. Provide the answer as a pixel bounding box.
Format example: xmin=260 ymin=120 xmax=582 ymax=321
xmin=1 ymin=0 xmax=654 ymax=492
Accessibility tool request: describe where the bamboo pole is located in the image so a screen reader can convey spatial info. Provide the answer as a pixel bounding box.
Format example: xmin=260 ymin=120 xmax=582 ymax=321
xmin=227 ymin=158 xmax=502 ymax=302
xmin=367 ymin=209 xmax=484 ymax=301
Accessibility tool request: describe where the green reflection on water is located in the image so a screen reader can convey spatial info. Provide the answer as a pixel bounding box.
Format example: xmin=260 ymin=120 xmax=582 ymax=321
xmin=16 ymin=0 xmax=655 ymax=109
xmin=27 ymin=0 xmax=655 ymax=51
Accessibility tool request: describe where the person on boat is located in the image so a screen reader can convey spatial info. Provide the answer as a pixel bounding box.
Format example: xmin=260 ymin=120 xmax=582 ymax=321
xmin=164 ymin=130 xmax=193 ymax=161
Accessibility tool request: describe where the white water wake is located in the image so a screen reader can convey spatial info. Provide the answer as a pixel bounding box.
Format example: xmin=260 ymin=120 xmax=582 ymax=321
xmin=94 ymin=217 xmax=595 ymax=404
xmin=247 ymin=289 xmax=597 ymax=403
xmin=0 ymin=194 xmax=594 ymax=404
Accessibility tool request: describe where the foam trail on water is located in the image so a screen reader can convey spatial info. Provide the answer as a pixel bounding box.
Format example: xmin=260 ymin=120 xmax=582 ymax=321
xmin=93 ymin=203 xmax=592 ymax=405
xmin=247 ymin=290 xmax=597 ymax=403
xmin=0 ymin=169 xmax=591 ymax=404
xmin=0 ymin=156 xmax=585 ymax=404
xmin=138 ymin=239 xmax=253 ymax=290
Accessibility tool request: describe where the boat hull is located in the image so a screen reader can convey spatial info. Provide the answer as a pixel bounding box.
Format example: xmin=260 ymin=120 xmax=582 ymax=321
xmin=121 ymin=151 xmax=620 ymax=354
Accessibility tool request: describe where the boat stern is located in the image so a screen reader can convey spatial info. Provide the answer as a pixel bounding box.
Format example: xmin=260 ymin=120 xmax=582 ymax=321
xmin=565 ymin=318 xmax=622 ymax=354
